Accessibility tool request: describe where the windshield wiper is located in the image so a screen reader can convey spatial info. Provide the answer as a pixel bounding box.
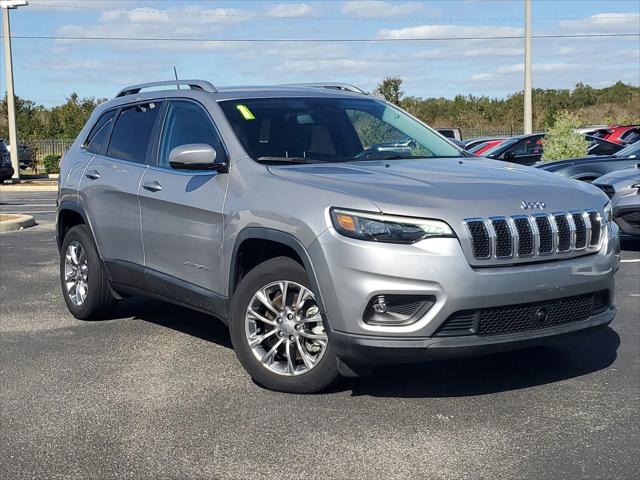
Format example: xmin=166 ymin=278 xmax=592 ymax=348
xmin=256 ymin=156 xmax=322 ymax=164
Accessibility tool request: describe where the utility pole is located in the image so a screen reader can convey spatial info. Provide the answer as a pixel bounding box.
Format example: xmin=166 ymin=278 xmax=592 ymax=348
xmin=1 ymin=0 xmax=28 ymax=183
xmin=523 ymin=0 xmax=532 ymax=134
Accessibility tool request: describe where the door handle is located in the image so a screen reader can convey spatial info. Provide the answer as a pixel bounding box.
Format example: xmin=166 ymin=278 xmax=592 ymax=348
xmin=85 ymin=169 xmax=101 ymax=180
xmin=142 ymin=180 xmax=163 ymax=192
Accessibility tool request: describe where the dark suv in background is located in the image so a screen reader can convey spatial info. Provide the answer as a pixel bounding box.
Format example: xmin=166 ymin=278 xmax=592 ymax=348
xmin=0 ymin=139 xmax=15 ymax=183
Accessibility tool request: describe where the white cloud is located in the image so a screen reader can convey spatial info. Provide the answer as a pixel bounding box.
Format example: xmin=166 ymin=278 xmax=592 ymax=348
xmin=559 ymin=12 xmax=640 ymax=33
xmin=496 ymin=63 xmax=586 ymax=74
xmin=98 ymin=7 xmax=246 ymax=26
xmin=28 ymin=0 xmax=137 ymax=9
xmin=342 ymin=1 xmax=426 ymax=18
xmin=55 ymin=5 xmax=251 ymax=51
xmin=266 ymin=3 xmax=315 ymax=18
xmin=377 ymin=24 xmax=523 ymax=39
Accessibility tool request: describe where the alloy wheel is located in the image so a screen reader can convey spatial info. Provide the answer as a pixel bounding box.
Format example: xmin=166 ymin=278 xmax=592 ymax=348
xmin=64 ymin=241 xmax=89 ymax=306
xmin=245 ymin=280 xmax=328 ymax=376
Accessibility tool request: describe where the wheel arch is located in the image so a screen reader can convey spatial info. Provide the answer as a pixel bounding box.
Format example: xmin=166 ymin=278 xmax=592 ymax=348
xmin=571 ymin=171 xmax=603 ymax=182
xmin=56 ymin=201 xmax=89 ymax=251
xmin=229 ymin=228 xmax=327 ymax=314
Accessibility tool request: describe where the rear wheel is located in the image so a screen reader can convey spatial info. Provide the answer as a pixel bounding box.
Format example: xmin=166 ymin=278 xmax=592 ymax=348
xmin=229 ymin=257 xmax=339 ymax=393
xmin=60 ymin=225 xmax=116 ymax=320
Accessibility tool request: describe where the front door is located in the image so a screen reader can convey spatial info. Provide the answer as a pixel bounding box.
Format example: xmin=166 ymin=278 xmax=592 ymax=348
xmin=139 ymin=99 xmax=229 ymax=298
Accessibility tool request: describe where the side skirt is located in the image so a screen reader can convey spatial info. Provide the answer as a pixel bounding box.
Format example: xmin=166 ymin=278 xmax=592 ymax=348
xmin=104 ymin=259 xmax=229 ymax=323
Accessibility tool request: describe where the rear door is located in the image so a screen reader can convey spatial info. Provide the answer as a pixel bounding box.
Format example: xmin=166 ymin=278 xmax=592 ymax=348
xmin=139 ymin=99 xmax=229 ymax=296
xmin=79 ymin=101 xmax=163 ymax=282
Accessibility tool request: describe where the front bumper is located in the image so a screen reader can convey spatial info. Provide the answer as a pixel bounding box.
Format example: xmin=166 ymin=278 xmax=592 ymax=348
xmin=308 ymin=222 xmax=619 ymax=363
xmin=331 ymin=308 xmax=615 ymax=366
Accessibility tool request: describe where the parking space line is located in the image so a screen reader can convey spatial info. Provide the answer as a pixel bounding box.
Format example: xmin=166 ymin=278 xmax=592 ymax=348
xmin=620 ymin=259 xmax=640 ymax=263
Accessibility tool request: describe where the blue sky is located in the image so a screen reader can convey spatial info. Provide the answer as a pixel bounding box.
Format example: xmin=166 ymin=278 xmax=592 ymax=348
xmin=1 ymin=0 xmax=639 ymax=106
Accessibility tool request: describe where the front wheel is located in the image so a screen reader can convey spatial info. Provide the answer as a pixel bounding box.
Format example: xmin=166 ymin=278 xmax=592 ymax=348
xmin=229 ymin=257 xmax=339 ymax=393
xmin=60 ymin=225 xmax=116 ymax=320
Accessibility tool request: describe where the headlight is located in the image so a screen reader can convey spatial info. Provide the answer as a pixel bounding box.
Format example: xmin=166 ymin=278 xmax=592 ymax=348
xmin=604 ymin=202 xmax=612 ymax=223
xmin=330 ymin=208 xmax=454 ymax=244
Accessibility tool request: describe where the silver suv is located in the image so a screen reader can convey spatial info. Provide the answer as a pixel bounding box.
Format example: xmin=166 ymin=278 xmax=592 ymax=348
xmin=57 ymin=80 xmax=620 ymax=393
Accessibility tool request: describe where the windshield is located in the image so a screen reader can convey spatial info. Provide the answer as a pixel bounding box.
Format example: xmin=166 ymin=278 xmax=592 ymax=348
xmin=482 ymin=137 xmax=518 ymax=157
xmin=614 ymin=141 xmax=640 ymax=158
xmin=218 ymin=97 xmax=462 ymax=162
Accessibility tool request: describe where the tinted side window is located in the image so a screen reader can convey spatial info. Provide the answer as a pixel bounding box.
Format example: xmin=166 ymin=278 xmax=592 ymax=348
xmin=84 ymin=110 xmax=116 ymax=155
xmin=158 ymin=101 xmax=226 ymax=168
xmin=107 ymin=102 xmax=162 ymax=163
xmin=507 ymin=136 xmax=543 ymax=156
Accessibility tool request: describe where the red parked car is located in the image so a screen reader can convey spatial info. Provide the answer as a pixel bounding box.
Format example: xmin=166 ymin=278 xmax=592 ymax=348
xmin=592 ymin=125 xmax=640 ymax=145
xmin=470 ymin=138 xmax=505 ymax=155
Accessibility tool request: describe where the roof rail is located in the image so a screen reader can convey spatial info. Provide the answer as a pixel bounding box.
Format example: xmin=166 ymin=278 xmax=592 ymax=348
xmin=279 ymin=83 xmax=368 ymax=95
xmin=115 ymin=80 xmax=217 ymax=98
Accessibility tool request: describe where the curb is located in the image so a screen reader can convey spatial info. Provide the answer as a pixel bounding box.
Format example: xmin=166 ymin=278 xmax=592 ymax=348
xmin=0 ymin=184 xmax=58 ymax=192
xmin=0 ymin=214 xmax=37 ymax=233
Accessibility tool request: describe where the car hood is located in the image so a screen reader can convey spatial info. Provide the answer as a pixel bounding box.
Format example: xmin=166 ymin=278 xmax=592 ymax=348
xmin=268 ymin=157 xmax=608 ymax=221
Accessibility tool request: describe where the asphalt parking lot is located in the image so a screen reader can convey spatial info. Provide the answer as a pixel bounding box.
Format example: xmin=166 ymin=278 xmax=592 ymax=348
xmin=1 ymin=190 xmax=639 ymax=479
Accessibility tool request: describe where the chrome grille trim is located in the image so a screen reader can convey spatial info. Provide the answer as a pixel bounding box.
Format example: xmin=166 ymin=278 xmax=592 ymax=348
xmin=464 ymin=209 xmax=605 ymax=261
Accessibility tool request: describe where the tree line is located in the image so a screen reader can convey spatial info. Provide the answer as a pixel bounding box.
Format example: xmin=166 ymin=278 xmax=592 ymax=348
xmin=377 ymin=79 xmax=640 ymax=132
xmin=1 ymin=81 xmax=639 ymax=142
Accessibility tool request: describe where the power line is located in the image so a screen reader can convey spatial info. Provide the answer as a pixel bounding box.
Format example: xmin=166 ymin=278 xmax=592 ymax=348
xmin=11 ymin=33 xmax=640 ymax=43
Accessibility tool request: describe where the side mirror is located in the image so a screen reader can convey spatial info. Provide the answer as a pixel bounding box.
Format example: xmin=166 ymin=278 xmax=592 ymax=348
xmin=502 ymin=151 xmax=516 ymax=160
xmin=169 ymin=143 xmax=225 ymax=171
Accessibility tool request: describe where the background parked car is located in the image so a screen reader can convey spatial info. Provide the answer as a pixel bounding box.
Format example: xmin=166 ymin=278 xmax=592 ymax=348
xmin=482 ymin=133 xmax=545 ymax=165
xmin=469 ymin=138 xmax=505 ymax=156
xmin=593 ymin=165 xmax=640 ymax=238
xmin=586 ymin=135 xmax=626 ymax=156
xmin=574 ymin=125 xmax=609 ymax=135
xmin=590 ymin=125 xmax=640 ymax=145
xmin=436 ymin=127 xmax=462 ymax=141
xmin=5 ymin=142 xmax=36 ymax=170
xmin=0 ymin=140 xmax=15 ymax=183
xmin=463 ymin=136 xmax=505 ymax=150
xmin=536 ymin=139 xmax=640 ymax=182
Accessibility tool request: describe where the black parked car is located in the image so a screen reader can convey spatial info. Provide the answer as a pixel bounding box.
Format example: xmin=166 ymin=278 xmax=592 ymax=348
xmin=0 ymin=139 xmax=15 ymax=183
xmin=482 ymin=133 xmax=545 ymax=166
xmin=535 ymin=140 xmax=640 ymax=182
xmin=585 ymin=135 xmax=626 ymax=156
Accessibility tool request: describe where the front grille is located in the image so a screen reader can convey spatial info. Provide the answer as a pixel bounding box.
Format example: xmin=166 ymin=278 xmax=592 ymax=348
xmin=588 ymin=212 xmax=602 ymax=246
xmin=465 ymin=209 xmax=603 ymax=261
xmin=535 ymin=215 xmax=553 ymax=254
xmin=572 ymin=213 xmax=587 ymax=249
xmin=596 ymin=184 xmax=615 ymax=198
xmin=434 ymin=290 xmax=609 ymax=337
xmin=554 ymin=214 xmax=571 ymax=252
xmin=513 ymin=217 xmax=534 ymax=256
xmin=466 ymin=220 xmax=491 ymax=259
xmin=491 ymin=218 xmax=513 ymax=258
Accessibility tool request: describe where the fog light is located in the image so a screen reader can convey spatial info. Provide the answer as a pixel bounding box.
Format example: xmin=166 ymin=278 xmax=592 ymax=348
xmin=363 ymin=295 xmax=436 ymax=326
xmin=372 ymin=296 xmax=388 ymax=313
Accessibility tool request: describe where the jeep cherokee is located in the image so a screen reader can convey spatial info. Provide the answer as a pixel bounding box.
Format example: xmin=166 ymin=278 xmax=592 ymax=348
xmin=57 ymin=80 xmax=620 ymax=393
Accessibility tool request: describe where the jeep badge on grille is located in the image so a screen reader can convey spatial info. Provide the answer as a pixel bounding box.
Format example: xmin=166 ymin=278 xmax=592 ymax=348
xmin=521 ymin=200 xmax=546 ymax=210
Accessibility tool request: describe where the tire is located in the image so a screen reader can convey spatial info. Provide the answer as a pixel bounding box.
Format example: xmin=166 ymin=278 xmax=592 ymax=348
xmin=229 ymin=256 xmax=339 ymax=393
xmin=60 ymin=225 xmax=116 ymax=320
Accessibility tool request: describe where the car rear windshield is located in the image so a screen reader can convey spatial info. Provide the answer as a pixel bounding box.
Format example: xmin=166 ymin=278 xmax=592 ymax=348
xmin=218 ymin=97 xmax=462 ymax=162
